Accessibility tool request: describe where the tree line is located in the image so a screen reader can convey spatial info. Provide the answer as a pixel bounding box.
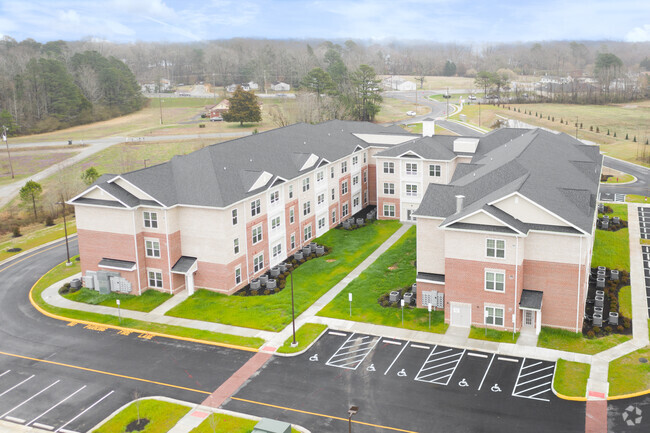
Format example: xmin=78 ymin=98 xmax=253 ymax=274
xmin=0 ymin=38 xmax=144 ymax=135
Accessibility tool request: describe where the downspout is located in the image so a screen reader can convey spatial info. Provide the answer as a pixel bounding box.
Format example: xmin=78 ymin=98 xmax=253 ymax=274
xmin=131 ymin=212 xmax=142 ymax=295
xmin=164 ymin=209 xmax=173 ymax=295
xmin=513 ymin=235 xmax=519 ymax=335
xmin=576 ymin=236 xmax=583 ymax=333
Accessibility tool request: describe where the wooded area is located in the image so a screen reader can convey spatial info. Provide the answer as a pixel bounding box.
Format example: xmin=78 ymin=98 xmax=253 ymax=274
xmin=0 ymin=38 xmax=144 ymax=135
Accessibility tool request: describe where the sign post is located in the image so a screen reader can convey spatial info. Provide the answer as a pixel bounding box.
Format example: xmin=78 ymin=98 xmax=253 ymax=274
xmin=116 ymin=299 xmax=121 ymax=324
xmin=484 ymin=309 xmax=489 ymax=337
xmin=428 ymin=303 xmax=432 ymax=329
xmin=349 ymin=293 xmax=353 ymax=317
xmin=401 ymin=299 xmax=405 ymax=326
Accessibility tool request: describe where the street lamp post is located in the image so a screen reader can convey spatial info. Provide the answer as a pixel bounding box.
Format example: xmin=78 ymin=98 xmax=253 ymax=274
xmin=56 ymin=199 xmax=71 ymax=266
xmin=289 ymin=266 xmax=298 ymax=347
xmin=2 ymin=125 xmax=14 ymax=179
xmin=348 ymin=406 xmax=358 ymax=433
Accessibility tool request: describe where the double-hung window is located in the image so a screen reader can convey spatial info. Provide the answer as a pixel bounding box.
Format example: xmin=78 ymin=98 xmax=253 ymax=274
xmin=148 ymin=270 xmax=163 ymax=288
xmin=363 ymin=170 xmax=367 ymax=183
xmin=383 ymin=162 xmax=394 ymax=174
xmin=288 ymin=185 xmax=294 ymax=199
xmin=317 ymin=193 xmax=325 ymax=205
xmin=290 ymin=233 xmax=296 ymax=249
xmin=254 ymin=253 xmax=264 ymax=272
xmin=406 ymin=162 xmax=417 ymax=175
xmin=304 ymin=225 xmax=312 ymax=241
xmin=331 ymin=209 xmax=337 ymax=224
xmin=271 ymin=216 xmax=281 ymax=231
xmin=352 ymin=175 xmax=359 ymax=186
xmin=353 ymin=195 xmax=359 ymax=207
xmin=233 ymin=238 xmax=240 ymax=254
xmin=302 ymin=178 xmax=310 ymax=192
xmin=384 ymin=183 xmax=394 ymax=195
xmin=143 ymin=211 xmax=158 ymax=229
xmin=341 ymin=161 xmax=347 ymax=174
xmin=303 ymin=201 xmax=311 ymax=216
xmin=342 ymin=203 xmax=349 ymax=217
xmin=331 ymin=188 xmax=336 ymax=200
xmin=251 ymin=199 xmax=261 ymax=217
xmin=485 ymin=270 xmax=505 ymax=292
xmin=317 ymin=171 xmax=324 ymax=182
xmin=252 ymin=225 xmax=263 ymax=244
xmin=352 ymin=155 xmax=358 ymax=166
xmin=406 ymin=184 xmax=418 ymax=196
xmin=330 ymin=167 xmax=335 ymax=178
xmin=235 ymin=267 xmax=242 ymax=284
xmin=485 ymin=306 xmax=504 ymax=326
xmin=145 ymin=239 xmax=160 ymax=258
xmin=341 ymin=181 xmax=348 ymax=195
xmin=383 ymin=204 xmax=395 ymax=217
xmin=289 ymin=208 xmax=295 ymax=224
xmin=429 ymin=164 xmax=441 ymax=177
xmin=486 ymin=239 xmax=505 ymax=258
xmin=272 ymin=243 xmax=282 ymax=258
xmin=270 ymin=190 xmax=279 ymax=204
xmin=318 ymin=217 xmax=326 ymax=229
xmin=232 ymin=209 xmax=238 ymax=225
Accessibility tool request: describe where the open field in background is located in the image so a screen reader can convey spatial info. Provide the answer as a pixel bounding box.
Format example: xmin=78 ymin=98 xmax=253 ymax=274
xmin=0 ymin=217 xmax=77 ymax=262
xmin=401 ymin=123 xmax=457 ymax=136
xmin=0 ymin=149 xmax=81 ymax=186
xmin=452 ymin=101 xmax=650 ymax=166
xmin=375 ymin=98 xmax=430 ymax=123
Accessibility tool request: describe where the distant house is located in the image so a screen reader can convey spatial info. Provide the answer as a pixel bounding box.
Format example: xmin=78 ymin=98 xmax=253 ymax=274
xmin=206 ymin=99 xmax=230 ymax=118
xmin=248 ymin=81 xmax=259 ymax=90
xmin=382 ymin=77 xmax=416 ymax=91
xmin=270 ymin=82 xmax=291 ymax=91
xmin=227 ymin=83 xmax=259 ymax=93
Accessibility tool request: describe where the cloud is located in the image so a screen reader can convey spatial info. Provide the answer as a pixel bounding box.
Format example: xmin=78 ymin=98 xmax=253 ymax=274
xmin=626 ymin=24 xmax=650 ymax=42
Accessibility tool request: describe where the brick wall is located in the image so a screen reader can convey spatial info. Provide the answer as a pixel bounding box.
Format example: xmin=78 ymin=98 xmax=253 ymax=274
xmin=368 ymin=164 xmax=377 ymax=205
xmin=377 ymin=197 xmax=400 ymax=220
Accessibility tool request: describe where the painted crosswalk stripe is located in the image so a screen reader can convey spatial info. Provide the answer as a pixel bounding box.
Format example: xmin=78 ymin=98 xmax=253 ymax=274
xmin=512 ymin=358 xmax=555 ymax=402
xmin=414 ymin=346 xmax=465 ymax=385
xmin=326 ymin=334 xmax=382 ymax=370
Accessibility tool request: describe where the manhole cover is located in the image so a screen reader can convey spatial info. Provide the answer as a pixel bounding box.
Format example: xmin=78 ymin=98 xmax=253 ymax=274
xmin=639 ymin=358 xmax=648 ymax=363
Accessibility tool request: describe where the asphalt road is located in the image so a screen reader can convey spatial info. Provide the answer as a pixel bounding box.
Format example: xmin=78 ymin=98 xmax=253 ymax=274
xmin=225 ymin=331 xmax=585 ymax=433
xmin=600 ymin=156 xmax=649 ymax=197
xmin=0 ymin=239 xmax=254 ymax=432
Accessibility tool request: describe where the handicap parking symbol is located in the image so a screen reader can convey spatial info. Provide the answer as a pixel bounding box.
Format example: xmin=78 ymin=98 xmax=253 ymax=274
xmin=491 ymin=384 xmax=502 ymax=393
xmin=397 ymin=369 xmax=407 ymax=377
xmin=458 ymin=378 xmax=469 ymax=387
xmin=366 ymin=364 xmax=376 ymax=372
xmin=309 ymin=354 xmax=319 ymax=362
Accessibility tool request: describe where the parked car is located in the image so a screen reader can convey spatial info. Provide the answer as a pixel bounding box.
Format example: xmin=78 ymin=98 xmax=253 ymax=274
xmin=485 ymin=94 xmax=499 ymax=100
xmin=468 ymin=95 xmax=477 ymax=100
xmin=406 ymin=111 xmax=416 ymax=116
xmin=210 ymin=116 xmax=223 ymax=122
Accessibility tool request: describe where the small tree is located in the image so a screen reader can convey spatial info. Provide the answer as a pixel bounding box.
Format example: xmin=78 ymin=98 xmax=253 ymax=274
xmin=81 ymin=167 xmax=100 ymax=186
xmin=596 ymin=127 xmax=600 ymax=133
xmin=633 ymin=135 xmax=636 ymax=142
xmin=20 ymin=180 xmax=43 ymax=220
xmin=222 ymin=86 xmax=262 ymax=126
xmin=625 ymin=133 xmax=629 ymax=140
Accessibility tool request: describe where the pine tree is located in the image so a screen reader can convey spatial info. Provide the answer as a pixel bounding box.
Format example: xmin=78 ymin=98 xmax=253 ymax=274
xmin=222 ymin=87 xmax=262 ymax=126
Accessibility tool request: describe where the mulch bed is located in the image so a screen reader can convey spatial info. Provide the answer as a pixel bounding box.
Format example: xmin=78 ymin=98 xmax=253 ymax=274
xmin=234 ymin=246 xmax=331 ymax=297
xmin=583 ymin=268 xmax=632 ymax=338
xmin=6 ymin=247 xmax=21 ymax=252
xmin=378 ymin=286 xmax=416 ymax=309
xmin=126 ymin=418 xmax=149 ymax=432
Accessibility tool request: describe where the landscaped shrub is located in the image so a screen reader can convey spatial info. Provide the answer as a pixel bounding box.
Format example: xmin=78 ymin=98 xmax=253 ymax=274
xmin=614 ymin=132 xmax=617 ymax=137
xmin=604 ymin=326 xmax=613 ymax=334
xmin=625 ymin=133 xmax=629 ymax=140
xmin=592 ymin=326 xmax=601 ymax=335
xmin=596 ymin=127 xmax=600 ymax=133
xmin=12 ymin=226 xmax=21 ymax=237
xmin=589 ymin=126 xmax=593 ymax=131
xmin=617 ymin=325 xmax=624 ymax=333
xmin=587 ymin=330 xmax=595 ymax=339
xmin=45 ymin=216 xmax=54 ymax=226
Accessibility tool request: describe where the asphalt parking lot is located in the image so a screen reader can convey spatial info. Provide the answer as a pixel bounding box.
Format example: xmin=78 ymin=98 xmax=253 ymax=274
xmin=226 ymin=330 xmax=583 ymax=433
xmin=639 ymin=207 xmax=649 ymax=240
xmin=643 ymin=244 xmax=650 ymax=319
xmin=600 ymin=192 xmax=626 ymax=203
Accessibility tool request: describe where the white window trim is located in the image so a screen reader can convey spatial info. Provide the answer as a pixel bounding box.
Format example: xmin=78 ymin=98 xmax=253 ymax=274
xmin=234 ymin=238 xmax=240 ymax=254
xmin=405 ymin=162 xmax=418 ymax=176
xmin=251 ymin=199 xmax=261 ymax=217
xmin=232 ymin=209 xmax=238 ymax=225
xmin=289 ymin=207 xmax=295 ymax=224
xmin=429 ymin=164 xmax=441 ymax=177
xmin=253 ymin=253 xmax=265 ymax=272
xmin=143 ymin=211 xmax=158 ymax=229
xmin=290 ymin=233 xmax=296 ymax=249
xmin=272 ymin=242 xmax=283 ymax=258
xmin=383 ymin=161 xmax=394 ymax=174
xmin=271 ymin=216 xmax=281 ymax=231
xmin=383 ymin=204 xmax=395 ymax=217
xmin=304 ymin=224 xmax=312 ymax=241
xmin=484 ymin=304 xmax=505 ymax=327
xmin=485 ymin=269 xmax=506 ymax=293
xmin=486 ymin=238 xmax=506 ymax=259
xmin=252 ymin=224 xmax=263 ymax=245
xmin=405 ymin=184 xmax=418 ymax=197
xmin=147 ymin=268 xmax=163 ymax=288
xmin=145 ymin=238 xmax=161 ymax=258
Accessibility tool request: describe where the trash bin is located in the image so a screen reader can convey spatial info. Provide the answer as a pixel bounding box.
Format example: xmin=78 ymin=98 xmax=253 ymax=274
xmin=68 ymin=139 xmax=72 ymax=145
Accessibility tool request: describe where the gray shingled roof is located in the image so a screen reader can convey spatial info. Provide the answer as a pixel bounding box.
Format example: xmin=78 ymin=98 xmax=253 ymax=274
xmin=75 ymin=120 xmax=408 ymax=209
xmin=376 ymin=136 xmax=458 ymax=160
xmin=415 ymin=128 xmax=601 ymax=234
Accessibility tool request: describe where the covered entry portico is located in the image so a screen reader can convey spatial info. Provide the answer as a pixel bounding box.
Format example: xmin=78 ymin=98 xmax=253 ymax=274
xmin=519 ymin=289 xmax=543 ymax=335
xmin=171 ymin=256 xmax=198 ymax=295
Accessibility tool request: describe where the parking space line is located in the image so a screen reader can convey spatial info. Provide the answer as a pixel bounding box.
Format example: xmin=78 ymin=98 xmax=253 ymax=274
xmin=0 ymin=375 xmax=34 ymax=398
xmin=0 ymin=370 xmax=10 ymax=378
xmin=384 ymin=342 xmax=409 ymax=375
xmin=414 ymin=346 xmax=465 ymax=385
xmin=520 ymin=366 xmax=554 ymax=379
xmin=512 ymin=358 xmax=555 ymax=402
xmin=518 ymin=373 xmax=554 ymax=387
xmin=27 ymin=385 xmax=87 ymax=427
xmin=54 ymin=390 xmax=114 ymax=433
xmin=4 ymin=416 xmax=25 ymax=423
xmin=411 ymin=344 xmax=429 ymax=350
xmin=328 ymin=331 xmax=347 ymax=337
xmin=478 ymin=354 xmax=495 ymax=391
xmin=522 ymin=361 xmax=542 ymax=370
xmin=497 ymin=357 xmax=518 ymax=363
xmin=517 ymin=381 xmax=552 ymax=395
xmin=467 ymin=352 xmax=488 ymax=358
xmin=33 ymin=422 xmax=54 ymax=431
xmin=1 ymin=380 xmax=60 ymax=419
xmin=326 ymin=334 xmax=381 ymax=370
xmin=383 ymin=340 xmax=402 ymax=345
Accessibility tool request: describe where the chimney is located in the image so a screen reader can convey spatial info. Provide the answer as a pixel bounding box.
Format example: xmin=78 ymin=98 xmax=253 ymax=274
xmin=455 ymin=195 xmax=465 ymax=213
xmin=422 ymin=117 xmax=435 ymax=137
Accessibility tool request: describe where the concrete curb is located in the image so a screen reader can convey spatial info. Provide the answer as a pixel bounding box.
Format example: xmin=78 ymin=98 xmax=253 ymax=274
xmin=0 ymin=234 xmax=77 ymax=268
xmin=273 ymin=325 xmax=329 ymax=358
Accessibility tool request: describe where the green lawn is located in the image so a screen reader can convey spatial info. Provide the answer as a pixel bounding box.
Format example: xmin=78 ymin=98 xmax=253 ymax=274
xmin=592 ymin=204 xmax=629 ymax=271
xmin=32 ymin=257 xmax=264 ymax=349
xmin=603 ymin=174 xmax=635 ymax=183
xmin=63 ymin=288 xmax=171 ymax=312
xmin=609 ymin=334 xmax=650 ymax=396
xmin=469 ymin=326 xmax=519 ymax=343
xmin=318 ymin=226 xmax=448 ymax=333
xmin=537 ymin=327 xmax=631 ymax=355
xmin=166 ymin=221 xmax=402 ymax=331
xmin=93 ymin=399 xmax=190 ymax=433
xmin=190 ymin=413 xmax=300 ymax=433
xmin=619 ymin=286 xmax=632 ymax=319
xmin=0 ymin=220 xmax=77 ymax=262
xmin=626 ymin=194 xmax=649 ymax=203
xmin=276 ymin=323 xmax=327 ymax=354
xmin=553 ymin=359 xmax=590 ymax=398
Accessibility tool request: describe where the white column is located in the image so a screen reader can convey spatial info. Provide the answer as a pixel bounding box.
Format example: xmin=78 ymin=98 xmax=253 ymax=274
xmin=535 ymin=310 xmax=542 ymax=335
xmin=186 ymin=273 xmax=195 ymax=295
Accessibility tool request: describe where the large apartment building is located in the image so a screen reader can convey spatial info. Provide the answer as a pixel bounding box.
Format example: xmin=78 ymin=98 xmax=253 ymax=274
xmin=70 ymin=121 xmax=415 ymax=296
xmin=374 ymin=126 xmax=602 ymax=333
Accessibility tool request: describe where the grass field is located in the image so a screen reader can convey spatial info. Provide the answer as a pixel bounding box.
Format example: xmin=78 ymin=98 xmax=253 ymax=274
xmin=166 ymin=221 xmax=402 ymax=331
xmin=603 ymin=174 xmax=635 ymax=183
xmin=591 ymin=204 xmax=630 ymax=271
xmin=608 ymin=326 xmax=650 ymax=396
xmin=64 ymin=288 xmax=171 ymax=312
xmin=93 ymin=399 xmax=190 ymax=433
xmin=33 ymin=256 xmax=265 ymax=348
xmin=619 ymin=286 xmax=632 ymax=319
xmin=537 ymin=327 xmax=630 ymax=355
xmin=276 ymin=323 xmax=328 ymax=354
xmin=553 ymin=359 xmax=590 ymax=398
xmin=190 ymin=413 xmax=300 ymax=433
xmin=375 ymin=98 xmax=430 ymax=123
xmin=468 ymin=326 xmax=519 ymax=343
xmin=626 ymin=194 xmax=650 ymax=203
xmin=378 ymin=75 xmax=477 ymax=91
xmin=318 ymin=226 xmax=448 ymax=334
xmin=0 ymin=149 xmax=80 ymax=186
xmin=452 ymin=101 xmax=650 ymax=166
xmin=0 ymin=218 xmax=77 ymax=262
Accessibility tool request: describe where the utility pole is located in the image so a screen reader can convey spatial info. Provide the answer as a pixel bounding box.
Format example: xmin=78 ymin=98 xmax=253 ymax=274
xmin=159 ymin=97 xmax=163 ymax=125
xmin=1 ymin=125 xmax=14 ymax=179
xmin=575 ymin=116 xmax=578 ymax=139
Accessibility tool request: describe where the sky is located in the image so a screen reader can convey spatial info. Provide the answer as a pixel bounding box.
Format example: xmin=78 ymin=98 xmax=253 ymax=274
xmin=0 ymin=0 xmax=649 ymax=44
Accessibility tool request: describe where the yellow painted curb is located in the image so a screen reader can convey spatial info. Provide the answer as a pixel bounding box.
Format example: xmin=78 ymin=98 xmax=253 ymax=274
xmin=29 ymin=259 xmax=259 ymax=353
xmin=607 ymin=389 xmax=650 ymax=400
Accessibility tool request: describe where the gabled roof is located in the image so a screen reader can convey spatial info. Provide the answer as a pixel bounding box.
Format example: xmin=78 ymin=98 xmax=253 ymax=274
xmin=415 ymin=128 xmax=602 ymax=235
xmin=73 ymin=120 xmax=409 ymax=209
